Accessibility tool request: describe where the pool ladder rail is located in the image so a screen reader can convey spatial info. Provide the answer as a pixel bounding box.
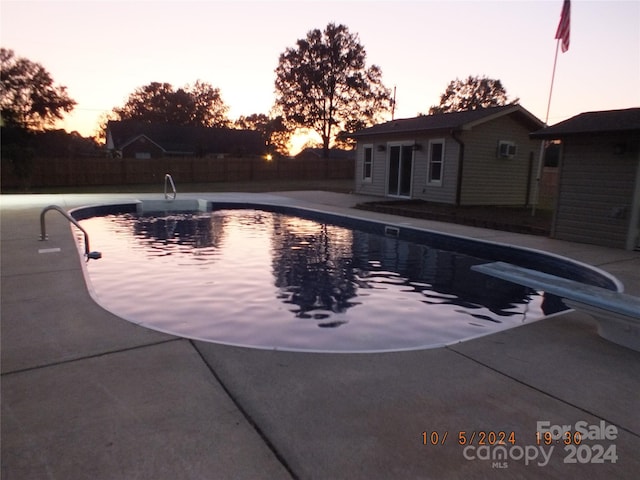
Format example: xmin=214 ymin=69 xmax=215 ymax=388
xmin=39 ymin=205 xmax=102 ymax=260
xmin=164 ymin=173 xmax=177 ymax=200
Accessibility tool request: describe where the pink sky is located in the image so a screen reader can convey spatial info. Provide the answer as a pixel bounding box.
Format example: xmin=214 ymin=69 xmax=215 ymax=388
xmin=2 ymin=0 xmax=639 ymax=149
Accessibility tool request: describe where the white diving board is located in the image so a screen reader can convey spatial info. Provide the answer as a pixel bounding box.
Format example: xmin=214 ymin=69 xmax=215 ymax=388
xmin=471 ymin=261 xmax=640 ymax=352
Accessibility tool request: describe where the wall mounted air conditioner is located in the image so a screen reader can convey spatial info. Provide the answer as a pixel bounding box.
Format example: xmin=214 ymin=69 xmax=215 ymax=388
xmin=498 ymin=141 xmax=517 ymax=159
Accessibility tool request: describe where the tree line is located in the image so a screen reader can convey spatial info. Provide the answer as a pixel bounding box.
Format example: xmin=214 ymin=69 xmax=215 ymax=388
xmin=1 ymin=23 xmax=517 ymax=159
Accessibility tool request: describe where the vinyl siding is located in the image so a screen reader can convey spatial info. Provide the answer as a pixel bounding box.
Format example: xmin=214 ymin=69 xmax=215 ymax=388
xmin=458 ymin=115 xmax=539 ymax=206
xmin=355 ymin=140 xmax=387 ymax=196
xmin=355 ymin=135 xmax=459 ymax=202
xmin=354 ymin=110 xmax=543 ymax=204
xmin=553 ymin=134 xmax=639 ymax=249
xmin=411 ymin=135 xmax=459 ymax=204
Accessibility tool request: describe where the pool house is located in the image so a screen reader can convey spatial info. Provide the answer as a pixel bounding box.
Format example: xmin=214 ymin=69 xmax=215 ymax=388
xmin=351 ymin=105 xmax=545 ymax=206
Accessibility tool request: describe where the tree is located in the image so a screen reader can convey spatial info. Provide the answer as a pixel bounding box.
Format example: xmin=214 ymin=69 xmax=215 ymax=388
xmin=234 ymin=113 xmax=288 ymax=155
xmin=274 ymin=23 xmax=392 ymax=157
xmin=0 ymin=48 xmax=76 ymax=130
xmin=428 ymin=75 xmax=519 ymax=114
xmin=234 ymin=113 xmax=270 ymax=131
xmin=112 ymin=80 xmax=229 ymax=127
xmin=189 ymin=80 xmax=230 ymax=127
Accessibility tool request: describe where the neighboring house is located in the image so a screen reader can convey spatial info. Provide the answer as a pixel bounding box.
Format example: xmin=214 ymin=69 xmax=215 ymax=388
xmin=294 ymin=147 xmax=356 ymax=162
xmin=531 ymin=108 xmax=640 ymax=250
xmin=106 ymin=120 xmax=265 ymax=158
xmin=351 ymin=105 xmax=545 ymax=205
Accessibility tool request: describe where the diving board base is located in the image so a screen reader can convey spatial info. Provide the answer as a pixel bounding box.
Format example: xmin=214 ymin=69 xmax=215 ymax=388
xmin=563 ymin=299 xmax=640 ymax=352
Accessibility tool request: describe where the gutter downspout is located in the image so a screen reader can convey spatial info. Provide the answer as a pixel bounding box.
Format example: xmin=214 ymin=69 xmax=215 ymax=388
xmin=451 ymin=130 xmax=465 ymax=206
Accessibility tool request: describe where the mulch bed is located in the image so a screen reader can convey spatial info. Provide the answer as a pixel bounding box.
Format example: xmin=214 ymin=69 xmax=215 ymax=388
xmin=355 ymin=200 xmax=552 ymax=236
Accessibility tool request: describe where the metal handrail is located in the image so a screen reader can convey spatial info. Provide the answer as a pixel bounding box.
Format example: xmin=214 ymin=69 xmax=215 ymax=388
xmin=40 ymin=205 xmax=101 ymax=259
xmin=164 ymin=173 xmax=177 ymax=200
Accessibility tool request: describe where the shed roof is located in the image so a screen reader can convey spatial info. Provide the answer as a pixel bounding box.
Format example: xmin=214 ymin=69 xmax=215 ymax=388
xmin=351 ymin=104 xmax=544 ymax=138
xmin=531 ymin=108 xmax=640 ymax=138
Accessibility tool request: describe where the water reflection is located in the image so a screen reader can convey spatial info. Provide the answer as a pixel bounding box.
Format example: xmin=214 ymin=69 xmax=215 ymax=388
xmin=270 ymin=216 xmax=357 ymax=327
xmin=102 ymin=209 xmax=562 ymax=331
xmin=350 ymin=232 xmax=536 ymax=316
xmin=112 ymin=212 xmax=221 ymax=251
xmin=266 ymin=212 xmax=554 ymax=328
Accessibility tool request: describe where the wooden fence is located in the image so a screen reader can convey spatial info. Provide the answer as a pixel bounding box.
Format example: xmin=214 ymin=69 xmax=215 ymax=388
xmin=538 ymin=167 xmax=558 ymax=206
xmin=1 ymin=155 xmax=356 ymax=190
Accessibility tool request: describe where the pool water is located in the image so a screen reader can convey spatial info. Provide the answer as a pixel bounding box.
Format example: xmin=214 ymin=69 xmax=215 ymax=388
xmin=78 ymin=209 xmax=564 ymax=352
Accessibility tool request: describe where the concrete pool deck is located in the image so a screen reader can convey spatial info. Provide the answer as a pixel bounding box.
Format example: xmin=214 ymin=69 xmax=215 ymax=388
xmin=1 ymin=191 xmax=639 ymax=479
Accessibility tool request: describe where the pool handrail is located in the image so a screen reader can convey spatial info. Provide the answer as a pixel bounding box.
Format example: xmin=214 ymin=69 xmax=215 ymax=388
xmin=40 ymin=205 xmax=101 ymax=259
xmin=164 ymin=173 xmax=177 ymax=200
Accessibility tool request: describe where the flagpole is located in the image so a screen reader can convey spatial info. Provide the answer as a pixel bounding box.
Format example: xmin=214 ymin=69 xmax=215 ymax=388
xmin=391 ymin=85 xmax=396 ymax=120
xmin=532 ymin=38 xmax=561 ymax=216
xmin=533 ymin=0 xmax=569 ymax=216
xmin=545 ymin=39 xmax=561 ymax=124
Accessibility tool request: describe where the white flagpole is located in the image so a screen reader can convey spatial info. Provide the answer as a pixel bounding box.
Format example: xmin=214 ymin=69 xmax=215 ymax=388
xmin=545 ymin=39 xmax=562 ymax=124
xmin=532 ymin=38 xmax=561 ymax=217
xmin=533 ymin=0 xmax=569 ymax=216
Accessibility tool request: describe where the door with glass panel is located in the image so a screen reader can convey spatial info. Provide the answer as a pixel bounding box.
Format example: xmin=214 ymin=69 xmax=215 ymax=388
xmin=388 ymin=144 xmax=414 ymax=197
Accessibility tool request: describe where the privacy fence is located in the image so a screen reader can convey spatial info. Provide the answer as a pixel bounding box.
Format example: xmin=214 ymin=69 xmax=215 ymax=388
xmin=1 ymin=155 xmax=356 ymax=190
xmin=538 ymin=167 xmax=558 ymax=205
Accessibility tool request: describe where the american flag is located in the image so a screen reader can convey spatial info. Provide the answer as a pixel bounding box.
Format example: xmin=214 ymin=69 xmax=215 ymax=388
xmin=555 ymin=0 xmax=571 ymax=53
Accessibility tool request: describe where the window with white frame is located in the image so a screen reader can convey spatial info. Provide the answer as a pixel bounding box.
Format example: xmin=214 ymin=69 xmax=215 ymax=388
xmin=427 ymin=139 xmax=445 ymax=185
xmin=362 ymin=144 xmax=373 ymax=181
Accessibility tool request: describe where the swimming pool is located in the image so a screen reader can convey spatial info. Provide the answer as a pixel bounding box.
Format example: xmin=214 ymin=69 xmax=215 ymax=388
xmin=72 ymin=200 xmax=620 ymax=353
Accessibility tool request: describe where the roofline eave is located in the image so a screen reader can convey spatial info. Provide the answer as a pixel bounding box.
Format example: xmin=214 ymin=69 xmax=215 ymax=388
xmin=119 ymin=134 xmax=167 ymax=152
xmin=351 ymin=105 xmax=545 ymax=138
xmin=463 ymin=104 xmax=545 ymax=131
xmin=531 ymin=128 xmax=640 ymax=139
xmin=350 ymin=127 xmax=460 ymax=139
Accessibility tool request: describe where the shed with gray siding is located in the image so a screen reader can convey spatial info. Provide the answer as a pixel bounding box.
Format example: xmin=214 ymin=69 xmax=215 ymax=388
xmin=351 ymin=105 xmax=545 ymax=206
xmin=531 ymin=108 xmax=640 ymax=250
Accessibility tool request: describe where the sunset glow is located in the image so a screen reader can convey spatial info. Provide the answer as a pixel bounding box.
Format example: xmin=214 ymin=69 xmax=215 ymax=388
xmin=2 ymin=0 xmax=638 ymax=152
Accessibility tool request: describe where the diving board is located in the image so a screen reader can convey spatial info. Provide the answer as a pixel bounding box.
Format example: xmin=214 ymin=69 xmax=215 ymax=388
xmin=471 ymin=261 xmax=640 ymax=352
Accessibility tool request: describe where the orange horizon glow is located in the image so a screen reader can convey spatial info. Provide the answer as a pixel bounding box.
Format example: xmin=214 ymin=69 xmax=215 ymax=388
xmin=4 ymin=1 xmax=638 ymax=152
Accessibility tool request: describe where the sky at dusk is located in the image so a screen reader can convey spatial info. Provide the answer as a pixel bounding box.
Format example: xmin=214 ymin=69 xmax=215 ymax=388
xmin=1 ymin=0 xmax=639 ymax=149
